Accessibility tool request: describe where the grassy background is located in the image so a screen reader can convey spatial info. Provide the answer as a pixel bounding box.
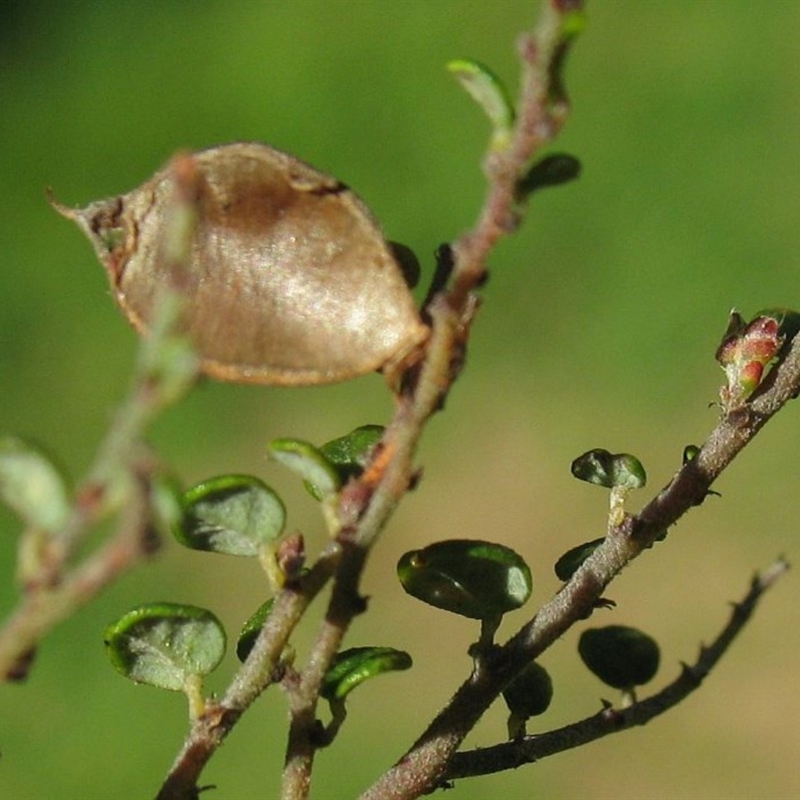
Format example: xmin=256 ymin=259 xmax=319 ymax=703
xmin=1 ymin=1 xmax=799 ymax=798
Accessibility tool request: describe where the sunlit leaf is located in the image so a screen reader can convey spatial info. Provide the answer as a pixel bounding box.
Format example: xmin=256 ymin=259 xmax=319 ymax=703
xmin=570 ymin=449 xmax=646 ymax=490
xmin=397 ymin=539 xmax=532 ymax=620
xmin=268 ymin=438 xmax=341 ymax=499
xmin=305 ymin=425 xmax=384 ymax=499
xmin=236 ymin=598 xmax=275 ymax=662
xmin=175 ymin=475 xmax=285 ymax=556
xmin=104 ymin=602 xmax=226 ymax=691
xmin=447 ymin=58 xmax=515 ymax=149
xmin=321 ymin=646 xmax=412 ymax=701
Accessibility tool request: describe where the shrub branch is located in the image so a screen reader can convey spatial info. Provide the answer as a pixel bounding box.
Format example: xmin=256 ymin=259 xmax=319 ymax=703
xmin=443 ymin=558 xmax=789 ymax=781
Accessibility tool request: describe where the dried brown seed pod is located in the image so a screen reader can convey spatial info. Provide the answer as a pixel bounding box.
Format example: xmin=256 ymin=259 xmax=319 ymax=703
xmin=49 ymin=142 xmax=428 ymax=386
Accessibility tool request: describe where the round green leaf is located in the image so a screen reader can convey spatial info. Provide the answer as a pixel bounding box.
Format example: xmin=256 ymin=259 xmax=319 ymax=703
xmin=104 ymin=602 xmax=226 ymax=691
xmin=502 ymin=660 xmax=554 ymax=719
xmin=236 ymin=598 xmax=275 ymax=662
xmin=175 ymin=474 xmax=285 ymax=556
xmin=578 ymin=625 xmax=660 ymax=691
xmin=321 ymin=646 xmax=412 ymax=701
xmin=571 ymin=449 xmax=646 ymax=490
xmin=305 ymin=425 xmax=384 ymax=499
xmin=268 ymin=438 xmax=341 ymax=498
xmin=554 ymin=537 xmax=604 ymax=581
xmin=397 ymin=539 xmax=532 ymax=620
xmin=319 ymin=425 xmax=384 ymax=475
xmin=0 ymin=436 xmax=71 ymax=531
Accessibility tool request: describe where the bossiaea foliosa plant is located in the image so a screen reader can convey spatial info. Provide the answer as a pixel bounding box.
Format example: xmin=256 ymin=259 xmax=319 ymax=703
xmin=0 ymin=2 xmax=795 ymax=799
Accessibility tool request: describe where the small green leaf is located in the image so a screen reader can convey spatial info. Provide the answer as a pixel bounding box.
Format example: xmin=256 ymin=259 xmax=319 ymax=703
xmin=0 ymin=437 xmax=71 ymax=531
xmin=236 ymin=598 xmax=275 ymax=662
xmin=175 ymin=475 xmax=285 ymax=556
xmin=610 ymin=453 xmax=647 ymax=489
xmin=305 ymin=425 xmax=384 ymax=499
xmin=502 ymin=660 xmax=553 ymax=721
xmin=268 ymin=438 xmax=341 ymax=499
xmin=397 ymin=539 xmax=532 ymax=620
xmin=447 ymin=58 xmax=515 ymax=149
xmin=516 ymin=153 xmax=581 ymax=200
xmin=321 ymin=646 xmax=412 ymax=701
xmin=570 ymin=449 xmax=646 ymax=490
xmin=682 ymin=444 xmax=701 ymax=464
xmin=554 ymin=537 xmax=604 ymax=581
xmin=578 ymin=625 xmax=660 ymax=691
xmin=104 ymin=602 xmax=226 ymax=691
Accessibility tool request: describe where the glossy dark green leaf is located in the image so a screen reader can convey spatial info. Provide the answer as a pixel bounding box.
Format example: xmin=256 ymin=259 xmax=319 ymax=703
xmin=397 ymin=539 xmax=532 ymax=620
xmin=321 ymin=646 xmax=412 ymax=701
xmin=578 ymin=625 xmax=660 ymax=691
xmin=502 ymin=660 xmax=554 ymax=720
xmin=516 ymin=153 xmax=581 ymax=200
xmin=104 ymin=602 xmax=226 ymax=691
xmin=236 ymin=598 xmax=275 ymax=662
xmin=305 ymin=425 xmax=384 ymax=500
xmin=174 ymin=475 xmax=285 ymax=556
xmin=554 ymin=537 xmax=604 ymax=581
xmin=0 ymin=436 xmax=70 ymax=531
xmin=268 ymin=438 xmax=341 ymax=499
xmin=570 ymin=449 xmax=646 ymax=490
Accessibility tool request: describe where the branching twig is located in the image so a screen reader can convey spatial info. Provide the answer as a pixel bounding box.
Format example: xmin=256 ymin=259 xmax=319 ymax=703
xmin=0 ymin=296 xmax=197 ymax=682
xmin=280 ymin=4 xmax=579 ymax=799
xmin=156 ymin=1 xmax=799 ymax=798
xmin=444 ymin=558 xmax=789 ymax=780
xmin=359 ymin=322 xmax=800 ymax=800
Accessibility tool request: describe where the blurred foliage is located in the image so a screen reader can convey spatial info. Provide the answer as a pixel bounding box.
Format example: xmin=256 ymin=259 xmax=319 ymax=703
xmin=1 ymin=1 xmax=799 ymax=799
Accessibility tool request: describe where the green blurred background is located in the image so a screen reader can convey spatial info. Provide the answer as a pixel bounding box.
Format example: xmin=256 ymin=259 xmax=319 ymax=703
xmin=2 ymin=1 xmax=799 ymax=798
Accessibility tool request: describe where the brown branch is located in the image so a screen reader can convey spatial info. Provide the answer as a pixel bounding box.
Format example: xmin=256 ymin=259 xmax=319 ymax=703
xmin=155 ymin=546 xmax=340 ymax=800
xmin=278 ymin=3 xmax=581 ymax=798
xmin=444 ymin=558 xmax=790 ymax=781
xmin=156 ymin=1 xmax=799 ymax=798
xmin=0 ymin=296 xmax=197 ymax=683
xmin=359 ymin=327 xmax=800 ymax=800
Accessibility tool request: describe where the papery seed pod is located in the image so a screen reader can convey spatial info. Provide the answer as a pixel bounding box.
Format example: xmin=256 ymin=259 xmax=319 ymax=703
xmin=50 ymin=143 xmax=428 ymax=386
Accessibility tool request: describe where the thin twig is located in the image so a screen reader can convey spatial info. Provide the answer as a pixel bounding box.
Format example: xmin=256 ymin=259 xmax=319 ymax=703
xmin=359 ymin=328 xmax=800 ymax=800
xmin=444 ymin=558 xmax=790 ymax=780
xmin=279 ymin=3 xmax=579 ymax=797
xmin=0 ymin=297 xmax=196 ymax=682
